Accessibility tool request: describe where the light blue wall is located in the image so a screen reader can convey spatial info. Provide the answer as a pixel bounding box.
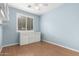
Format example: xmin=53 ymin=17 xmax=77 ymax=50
xmin=0 ymin=25 xmax=2 ymax=47
xmin=40 ymin=3 xmax=79 ymax=50
xmin=2 ymin=7 xmax=40 ymax=46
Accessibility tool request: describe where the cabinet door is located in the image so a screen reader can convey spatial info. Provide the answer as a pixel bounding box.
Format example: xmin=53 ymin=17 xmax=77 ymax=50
xmin=34 ymin=32 xmax=40 ymax=42
xmin=20 ymin=33 xmax=29 ymax=45
xmin=28 ymin=32 xmax=40 ymax=44
xmin=28 ymin=32 xmax=34 ymax=44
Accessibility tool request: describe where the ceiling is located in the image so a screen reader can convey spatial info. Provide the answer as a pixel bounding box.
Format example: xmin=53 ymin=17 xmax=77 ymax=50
xmin=8 ymin=3 xmax=63 ymax=15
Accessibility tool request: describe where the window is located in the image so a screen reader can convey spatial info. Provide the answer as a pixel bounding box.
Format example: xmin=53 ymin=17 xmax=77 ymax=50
xmin=16 ymin=13 xmax=34 ymax=32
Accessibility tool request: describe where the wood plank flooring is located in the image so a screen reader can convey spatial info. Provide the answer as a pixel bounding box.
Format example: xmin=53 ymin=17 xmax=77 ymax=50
xmin=0 ymin=41 xmax=79 ymax=56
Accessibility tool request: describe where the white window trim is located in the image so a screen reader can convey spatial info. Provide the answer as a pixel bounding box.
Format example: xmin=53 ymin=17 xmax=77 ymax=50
xmin=16 ymin=13 xmax=34 ymax=32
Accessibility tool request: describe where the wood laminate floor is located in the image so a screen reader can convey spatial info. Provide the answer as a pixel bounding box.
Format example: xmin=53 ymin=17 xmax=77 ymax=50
xmin=0 ymin=41 xmax=79 ymax=56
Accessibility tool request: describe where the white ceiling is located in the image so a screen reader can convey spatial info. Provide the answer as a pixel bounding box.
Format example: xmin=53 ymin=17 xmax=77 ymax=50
xmin=8 ymin=3 xmax=63 ymax=15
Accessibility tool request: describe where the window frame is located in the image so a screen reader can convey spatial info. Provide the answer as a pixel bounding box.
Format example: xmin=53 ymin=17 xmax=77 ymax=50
xmin=16 ymin=13 xmax=34 ymax=32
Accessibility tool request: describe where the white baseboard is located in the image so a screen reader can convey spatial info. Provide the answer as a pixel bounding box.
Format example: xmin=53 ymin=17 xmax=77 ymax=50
xmin=2 ymin=43 xmax=19 ymax=48
xmin=1 ymin=40 xmax=79 ymax=53
xmin=43 ymin=40 xmax=79 ymax=53
xmin=0 ymin=43 xmax=18 ymax=52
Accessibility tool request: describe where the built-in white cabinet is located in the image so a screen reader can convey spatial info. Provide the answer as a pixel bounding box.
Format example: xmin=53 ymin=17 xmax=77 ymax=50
xmin=16 ymin=13 xmax=41 ymax=45
xmin=20 ymin=32 xmax=41 ymax=45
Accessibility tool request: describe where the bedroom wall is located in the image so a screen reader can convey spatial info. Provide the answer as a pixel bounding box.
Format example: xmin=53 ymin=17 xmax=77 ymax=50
xmin=40 ymin=3 xmax=79 ymax=50
xmin=2 ymin=7 xmax=40 ymax=46
xmin=0 ymin=26 xmax=2 ymax=47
